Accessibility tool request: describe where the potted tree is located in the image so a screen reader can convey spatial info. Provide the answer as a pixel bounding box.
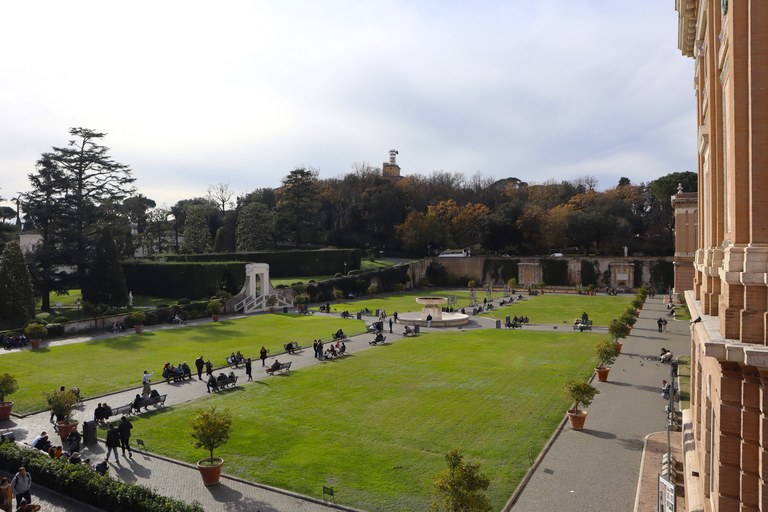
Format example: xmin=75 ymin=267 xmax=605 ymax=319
xmin=630 ymin=297 xmax=644 ymax=311
xmin=0 ymin=373 xmax=19 ymax=421
xmin=189 ymin=406 xmax=233 ymax=486
xmin=468 ymin=280 xmax=476 ymax=291
xmin=367 ymin=284 xmax=378 ymax=298
xmin=45 ymin=388 xmax=80 ymax=441
xmin=587 ymin=284 xmax=596 ymax=296
xmin=419 ymin=278 xmax=429 ymax=291
xmin=563 ymin=379 xmax=599 ymax=430
xmin=24 ymin=323 xmax=48 ymax=349
xmin=608 ymin=320 xmax=630 ymax=343
xmin=334 ymin=289 xmax=344 ymax=303
xmin=538 ymin=281 xmax=546 ymax=295
xmin=294 ymin=295 xmax=306 ymax=311
xmin=208 ymin=299 xmax=223 ymax=321
xmin=267 ymin=295 xmax=278 ymax=313
xmin=594 ymin=338 xmax=619 ymax=382
xmin=130 ymin=311 xmax=146 ymax=333
xmin=395 ymin=283 xmax=404 ymax=295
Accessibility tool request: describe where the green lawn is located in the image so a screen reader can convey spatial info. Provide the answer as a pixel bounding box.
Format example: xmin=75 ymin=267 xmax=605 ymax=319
xmin=4 ymin=315 xmax=367 ymax=414
xmin=131 ymin=329 xmax=599 ymax=512
xmin=482 ymin=294 xmax=632 ymax=326
xmin=34 ymin=290 xmax=180 ymax=324
xmin=314 ymin=290 xmax=478 ymax=315
xmin=271 ymin=276 xmax=335 ymax=287
xmin=678 ymin=355 xmax=691 ymax=409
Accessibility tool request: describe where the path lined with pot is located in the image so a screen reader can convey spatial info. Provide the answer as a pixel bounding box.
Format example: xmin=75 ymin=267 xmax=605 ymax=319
xmin=507 ymin=297 xmax=690 ymax=511
xmin=5 ymin=293 xmax=657 ymax=511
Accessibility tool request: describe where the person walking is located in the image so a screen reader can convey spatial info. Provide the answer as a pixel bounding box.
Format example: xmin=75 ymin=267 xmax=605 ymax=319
xmin=10 ymin=467 xmax=31 ymax=508
xmin=389 ymin=317 xmax=393 ymax=333
xmin=393 ymin=311 xmax=398 ymax=322
xmin=657 ymin=317 xmax=664 ymax=333
xmin=105 ymin=424 xmax=121 ymax=464
xmin=662 ymin=318 xmax=668 ymax=333
xmin=245 ymin=358 xmax=253 ymax=381
xmin=313 ymin=340 xmax=319 ymax=359
xmin=260 ymin=346 xmax=267 ymax=367
xmin=118 ymin=416 xmax=133 ymax=458
xmin=195 ymin=356 xmax=205 ymax=380
xmin=142 ymin=370 xmax=154 ymax=395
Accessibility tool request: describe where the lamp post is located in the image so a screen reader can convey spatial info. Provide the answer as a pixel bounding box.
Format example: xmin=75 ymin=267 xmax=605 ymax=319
xmin=344 ymin=262 xmax=347 ymax=275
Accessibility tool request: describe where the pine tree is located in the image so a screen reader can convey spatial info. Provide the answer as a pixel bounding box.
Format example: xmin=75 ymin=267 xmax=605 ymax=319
xmin=82 ymin=229 xmax=128 ymax=307
xmin=0 ymin=241 xmax=36 ymax=328
xmin=276 ymin=167 xmax=320 ymax=248
xmin=235 ymin=202 xmax=275 ymax=251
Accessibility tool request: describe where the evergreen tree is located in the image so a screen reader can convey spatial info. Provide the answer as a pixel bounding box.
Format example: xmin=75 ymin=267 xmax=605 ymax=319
xmin=430 ymin=449 xmax=492 ymax=512
xmin=182 ymin=205 xmax=212 ymax=254
xmin=82 ymin=229 xmax=128 ymax=307
xmin=276 ymin=167 xmax=320 ymax=248
xmin=0 ymin=241 xmax=36 ymax=328
xmin=235 ymin=202 xmax=275 ymax=251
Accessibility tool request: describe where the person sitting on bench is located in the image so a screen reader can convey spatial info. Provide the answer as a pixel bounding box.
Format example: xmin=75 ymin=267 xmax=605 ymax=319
xmin=660 ymin=348 xmax=673 ymax=363
xmin=131 ymin=394 xmax=143 ymax=413
xmin=286 ymin=343 xmax=296 ymax=355
xmin=327 ymin=345 xmax=338 ymax=358
xmin=373 ymin=333 xmax=384 ymax=344
xmin=335 ymin=329 xmax=346 ymax=339
xmin=206 ymin=375 xmax=219 ymax=393
xmin=402 ymin=325 xmax=412 ymax=336
xmin=266 ymin=360 xmax=282 ymax=374
xmin=339 ymin=342 xmax=346 ymax=355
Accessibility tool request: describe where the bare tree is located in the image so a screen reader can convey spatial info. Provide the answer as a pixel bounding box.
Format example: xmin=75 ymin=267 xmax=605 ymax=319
xmin=207 ymin=182 xmax=234 ymax=211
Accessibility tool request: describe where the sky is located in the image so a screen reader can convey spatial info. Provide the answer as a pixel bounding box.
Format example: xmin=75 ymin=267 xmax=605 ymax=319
xmin=0 ymin=0 xmax=695 ymax=211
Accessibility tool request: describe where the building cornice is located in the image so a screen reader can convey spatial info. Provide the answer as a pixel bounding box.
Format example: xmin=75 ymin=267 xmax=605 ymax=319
xmin=677 ymin=0 xmax=699 ymax=58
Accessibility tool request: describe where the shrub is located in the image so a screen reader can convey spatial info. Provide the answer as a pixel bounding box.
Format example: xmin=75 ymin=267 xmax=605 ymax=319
xmin=0 ymin=373 xmax=19 ymax=402
xmin=52 ymin=316 xmax=70 ymax=324
xmin=104 ymin=309 xmax=118 ymax=315
xmin=563 ymin=379 xmax=599 ymax=411
xmin=307 ymin=279 xmax=316 ymax=284
xmin=294 ymin=296 xmax=307 ymax=305
xmin=275 ymin=284 xmax=287 ymax=289
xmin=430 ymin=448 xmax=492 ymax=512
xmin=608 ymin=321 xmax=631 ymax=341
xmin=189 ymin=406 xmax=233 ymax=463
xmin=334 ymin=273 xmax=343 ymax=278
xmin=334 ymin=289 xmax=344 ymax=299
xmin=24 ymin=323 xmax=48 ymax=339
xmin=367 ymin=284 xmax=378 ymax=295
xmin=46 ymin=323 xmax=64 ymax=337
xmin=177 ymin=298 xmax=191 ymax=305
xmin=145 ymin=313 xmax=159 ymax=326
xmin=44 ymin=389 xmax=79 ymax=423
xmin=154 ymin=309 xmax=171 ymax=324
xmin=468 ymin=280 xmax=476 ymax=288
xmin=207 ymin=300 xmax=222 ymax=315
xmin=130 ymin=311 xmax=146 ymax=325
xmin=595 ymin=338 xmax=619 ymax=367
xmin=0 ymin=442 xmax=203 ymax=511
xmin=187 ymin=310 xmax=199 ymax=320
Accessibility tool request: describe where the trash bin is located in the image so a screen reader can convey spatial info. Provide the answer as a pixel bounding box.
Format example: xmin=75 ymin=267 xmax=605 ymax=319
xmin=356 ymin=312 xmax=362 ymax=320
xmin=83 ymin=420 xmax=97 ymax=446
xmin=375 ymin=309 xmax=380 ymax=317
xmin=283 ymin=306 xmax=288 ymax=314
xmin=414 ymin=325 xmax=420 ymax=333
xmin=670 ymin=361 xmax=678 ymax=378
xmin=505 ymin=316 xmax=511 ymax=325
xmin=496 ymin=320 xmax=501 ymax=329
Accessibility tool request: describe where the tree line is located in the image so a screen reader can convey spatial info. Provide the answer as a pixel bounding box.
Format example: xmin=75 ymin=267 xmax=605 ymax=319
xmin=5 ymin=127 xmax=696 ymax=313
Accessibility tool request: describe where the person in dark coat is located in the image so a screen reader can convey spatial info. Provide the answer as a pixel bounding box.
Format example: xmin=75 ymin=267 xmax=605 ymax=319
xmin=117 ymin=417 xmax=133 ymax=458
xmin=195 ymin=356 xmax=205 ymax=380
xmin=105 ymin=424 xmax=120 ymax=464
xmin=260 ymin=347 xmax=267 ymax=367
xmin=245 ymin=358 xmax=253 ymax=381
xmin=66 ymin=429 xmax=81 ymax=454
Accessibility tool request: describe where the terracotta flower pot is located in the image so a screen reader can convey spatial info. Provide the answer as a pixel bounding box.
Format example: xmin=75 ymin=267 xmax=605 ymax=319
xmin=594 ymin=366 xmax=611 ymax=382
xmin=134 ymin=325 xmax=144 ymax=333
xmin=56 ymin=420 xmax=79 ymax=442
xmin=269 ymin=307 xmax=276 ymax=314
xmin=0 ymin=402 xmax=13 ymax=421
xmin=197 ymin=457 xmax=224 ymax=486
xmin=212 ymin=314 xmax=220 ymax=322
xmin=615 ymin=342 xmax=623 ymax=354
xmin=30 ymin=339 xmax=42 ymax=349
xmin=336 ymin=298 xmax=343 ymax=303
xmin=567 ymin=409 xmax=587 ymax=430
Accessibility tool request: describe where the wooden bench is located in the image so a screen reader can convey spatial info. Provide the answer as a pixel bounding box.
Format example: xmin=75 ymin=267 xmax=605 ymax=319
xmin=226 ymin=356 xmax=245 ymax=368
xmin=127 ymin=394 xmax=168 ymax=414
xmin=506 ymin=321 xmax=522 ymax=329
xmin=369 ymin=335 xmax=387 ymax=346
xmin=266 ymin=362 xmax=292 ymax=375
xmin=340 ymin=311 xmax=352 ymax=319
xmin=283 ymin=342 xmax=301 ymax=354
xmin=574 ymin=321 xmax=593 ymax=332
xmin=164 ymin=368 xmax=193 ymax=383
xmin=110 ymin=404 xmax=133 ymax=418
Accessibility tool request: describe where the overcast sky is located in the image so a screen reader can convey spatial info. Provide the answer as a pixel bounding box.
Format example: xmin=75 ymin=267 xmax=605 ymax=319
xmin=1 ymin=0 xmax=695 ymax=210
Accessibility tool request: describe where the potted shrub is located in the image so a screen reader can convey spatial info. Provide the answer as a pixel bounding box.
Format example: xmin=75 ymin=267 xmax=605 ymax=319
xmin=630 ymin=297 xmax=644 ymax=311
xmin=594 ymin=338 xmax=619 ymax=382
xmin=0 ymin=373 xmax=19 ymax=421
xmin=294 ymin=295 xmax=306 ymax=311
xmin=538 ymin=281 xmax=546 ymax=294
xmin=267 ymin=295 xmax=278 ymax=313
xmin=130 ymin=311 xmax=146 ymax=333
xmin=563 ymin=379 xmax=599 ymax=430
xmin=367 ymin=284 xmax=378 ymax=298
xmin=334 ymin=289 xmax=344 ymax=303
xmin=24 ymin=323 xmax=48 ymax=349
xmin=189 ymin=406 xmax=233 ymax=486
xmin=395 ymin=283 xmax=404 ymax=295
xmin=608 ymin=320 xmax=630 ymax=342
xmin=207 ymin=299 xmax=223 ymax=321
xmin=468 ymin=280 xmax=476 ymax=291
xmin=587 ymin=284 xmax=596 ymax=296
xmin=419 ymin=278 xmax=429 ymax=290
xmin=44 ymin=388 xmax=80 ymax=441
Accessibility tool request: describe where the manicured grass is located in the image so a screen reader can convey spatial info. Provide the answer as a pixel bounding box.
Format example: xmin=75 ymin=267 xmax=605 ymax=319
xmin=3 ymin=315 xmax=367 ymax=414
xmin=482 ymin=294 xmax=632 ymax=326
xmin=313 ymin=290 xmax=478 ymax=315
xmin=360 ymin=259 xmax=396 ymax=270
xmin=34 ymin=290 xmax=179 ymax=324
xmin=271 ymin=276 xmax=335 ymax=287
xmin=131 ymin=329 xmax=600 ymax=511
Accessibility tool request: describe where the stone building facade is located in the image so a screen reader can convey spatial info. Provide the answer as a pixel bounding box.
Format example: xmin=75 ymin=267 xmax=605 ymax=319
xmin=676 ymin=1 xmax=768 ymax=511
xmin=671 ymin=186 xmax=698 ymax=299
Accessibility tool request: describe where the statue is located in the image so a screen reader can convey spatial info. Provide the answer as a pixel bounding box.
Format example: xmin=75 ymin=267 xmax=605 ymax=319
xmin=623 ymin=246 xmax=628 ymax=258
xmin=128 ymin=291 xmax=133 ymax=306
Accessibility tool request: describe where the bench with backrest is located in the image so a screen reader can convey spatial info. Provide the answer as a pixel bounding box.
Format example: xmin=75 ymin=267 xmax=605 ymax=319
xmin=210 ymin=375 xmax=238 ymax=391
xmin=164 ymin=367 xmax=192 ymax=383
xmin=266 ymin=362 xmax=292 ymax=375
xmin=369 ymin=335 xmax=387 ymax=346
xmin=226 ymin=355 xmax=246 ymax=368
xmin=340 ymin=311 xmax=352 ymax=319
xmin=128 ymin=393 xmax=168 ymax=414
xmin=574 ymin=320 xmax=593 ymax=332
xmin=110 ymin=403 xmax=133 ymax=418
xmin=283 ymin=341 xmax=300 ymax=354
xmin=506 ymin=321 xmax=522 ymax=329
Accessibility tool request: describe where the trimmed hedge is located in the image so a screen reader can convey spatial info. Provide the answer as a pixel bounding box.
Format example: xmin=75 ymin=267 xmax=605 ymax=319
xmin=138 ymin=249 xmax=361 ymax=278
xmin=541 ymin=259 xmax=569 ymax=286
xmin=122 ymin=262 xmax=246 ymax=300
xmin=0 ymin=442 xmax=203 ymax=511
xmin=308 ymin=265 xmax=410 ymax=303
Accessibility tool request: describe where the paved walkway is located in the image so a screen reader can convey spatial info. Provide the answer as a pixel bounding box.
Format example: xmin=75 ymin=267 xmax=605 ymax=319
xmin=3 ymin=294 xmax=685 ymax=511
xmin=508 ymin=297 xmax=690 ymax=511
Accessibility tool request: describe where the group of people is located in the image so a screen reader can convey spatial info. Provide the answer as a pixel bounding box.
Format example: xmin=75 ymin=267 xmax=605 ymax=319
xmin=2 ymin=467 xmax=40 ymax=511
xmin=228 ymin=351 xmax=245 ymax=367
xmin=2 ymin=333 xmax=27 ymax=350
xmin=93 ymin=403 xmax=113 ymax=425
xmin=110 ymin=322 xmax=127 ymax=333
xmin=512 ymin=315 xmax=529 ymax=324
xmin=162 ymin=362 xmax=192 ymax=382
xmin=206 ymin=371 xmax=236 ymax=392
xmin=194 ymin=356 xmax=214 ymax=379
xmin=659 ymin=348 xmax=673 ymax=363
xmin=657 ymin=317 xmax=669 ymax=333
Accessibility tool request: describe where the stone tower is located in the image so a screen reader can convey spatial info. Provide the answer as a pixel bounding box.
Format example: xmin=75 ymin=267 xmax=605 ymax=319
xmin=382 ymin=149 xmax=402 ymax=180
